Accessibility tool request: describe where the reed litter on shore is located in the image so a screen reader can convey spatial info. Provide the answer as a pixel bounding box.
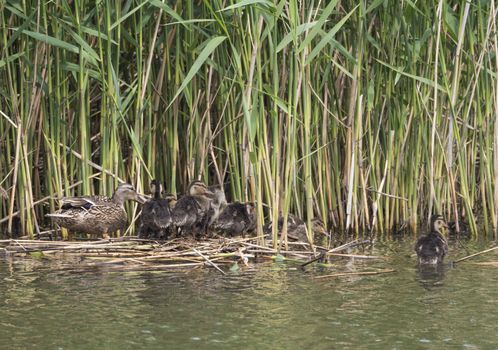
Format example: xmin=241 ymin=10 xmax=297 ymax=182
xmin=0 ymin=236 xmax=379 ymax=272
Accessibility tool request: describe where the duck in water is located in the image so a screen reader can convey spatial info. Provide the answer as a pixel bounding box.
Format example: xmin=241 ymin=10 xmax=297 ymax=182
xmin=415 ymin=214 xmax=449 ymax=264
xmin=46 ymin=183 xmax=146 ymax=237
xmin=138 ymin=180 xmax=176 ymax=239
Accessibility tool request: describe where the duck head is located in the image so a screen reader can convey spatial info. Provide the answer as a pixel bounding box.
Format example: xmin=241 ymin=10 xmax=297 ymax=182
xmin=150 ymin=179 xmax=163 ymax=199
xmin=187 ymin=180 xmax=211 ymax=196
xmin=112 ymin=183 xmax=147 ymax=206
xmin=430 ymin=214 xmax=449 ymax=234
xmin=164 ymin=193 xmax=177 ymax=208
xmin=311 ymin=218 xmax=329 ymax=237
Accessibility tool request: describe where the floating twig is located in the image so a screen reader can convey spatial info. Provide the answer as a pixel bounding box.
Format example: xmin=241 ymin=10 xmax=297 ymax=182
xmin=453 ymin=246 xmax=498 ymax=263
xmin=328 ymin=239 xmax=372 ymax=253
xmin=326 ymin=253 xmax=385 ymax=259
xmin=301 ymin=252 xmax=327 ymax=267
xmin=192 ymin=247 xmax=226 ymax=275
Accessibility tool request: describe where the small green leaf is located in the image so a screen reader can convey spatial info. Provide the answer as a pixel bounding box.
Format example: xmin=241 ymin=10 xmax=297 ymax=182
xmin=29 ymin=251 xmax=44 ymax=259
xmin=274 ymin=254 xmax=285 ymax=262
xmin=229 ymin=262 xmax=240 ymax=272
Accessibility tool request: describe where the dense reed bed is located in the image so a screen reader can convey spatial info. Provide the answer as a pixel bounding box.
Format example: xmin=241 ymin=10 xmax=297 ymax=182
xmin=0 ymin=0 xmax=497 ymax=240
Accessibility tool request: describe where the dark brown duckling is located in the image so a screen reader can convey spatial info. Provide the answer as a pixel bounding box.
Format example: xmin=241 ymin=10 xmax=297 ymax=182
xmin=212 ymin=202 xmax=256 ymax=236
xmin=171 ymin=180 xmax=214 ymax=237
xmin=206 ymin=185 xmax=228 ymax=228
xmin=415 ymin=214 xmax=449 ymax=265
xmin=264 ymin=214 xmax=328 ymax=243
xmin=138 ymin=180 xmax=175 ymax=239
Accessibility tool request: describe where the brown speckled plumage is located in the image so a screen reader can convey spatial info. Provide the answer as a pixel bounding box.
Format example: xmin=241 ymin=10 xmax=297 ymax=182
xmin=171 ymin=180 xmax=221 ymax=237
xmin=46 ymin=183 xmax=146 ymax=235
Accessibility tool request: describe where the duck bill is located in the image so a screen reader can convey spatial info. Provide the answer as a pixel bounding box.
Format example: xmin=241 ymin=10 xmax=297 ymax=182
xmin=135 ymin=194 xmax=148 ymax=204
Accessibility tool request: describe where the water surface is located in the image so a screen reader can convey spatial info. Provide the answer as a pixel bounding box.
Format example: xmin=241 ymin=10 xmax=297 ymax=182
xmin=1 ymin=237 xmax=498 ymax=349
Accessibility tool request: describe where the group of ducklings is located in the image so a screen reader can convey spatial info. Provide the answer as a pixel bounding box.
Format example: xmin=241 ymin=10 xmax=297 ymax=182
xmin=46 ymin=181 xmax=451 ymax=265
xmin=137 ymin=179 xmax=330 ymax=242
xmin=136 ymin=179 xmax=255 ymax=240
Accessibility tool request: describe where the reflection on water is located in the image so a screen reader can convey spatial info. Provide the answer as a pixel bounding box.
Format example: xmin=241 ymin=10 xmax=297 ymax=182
xmin=0 ymin=237 xmax=497 ymax=350
xmin=416 ymin=263 xmax=447 ymax=290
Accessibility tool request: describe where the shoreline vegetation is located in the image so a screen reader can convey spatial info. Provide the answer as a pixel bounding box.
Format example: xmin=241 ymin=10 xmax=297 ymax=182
xmin=1 ymin=1 xmax=498 ymax=240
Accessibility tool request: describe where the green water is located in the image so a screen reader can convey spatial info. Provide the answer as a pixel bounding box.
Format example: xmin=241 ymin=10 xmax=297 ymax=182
xmin=1 ymin=237 xmax=498 ymax=350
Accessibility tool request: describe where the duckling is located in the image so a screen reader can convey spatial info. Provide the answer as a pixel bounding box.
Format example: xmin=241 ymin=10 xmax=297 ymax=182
xmin=264 ymin=214 xmax=301 ymax=239
xmin=212 ymin=202 xmax=256 ymax=236
xmin=415 ymin=214 xmax=449 ymax=264
xmin=46 ymin=183 xmax=146 ymax=237
xmin=206 ymin=185 xmax=227 ymax=227
xmin=171 ymin=180 xmax=214 ymax=237
xmin=308 ymin=218 xmax=329 ymax=243
xmin=264 ymin=214 xmax=328 ymax=243
xmin=138 ymin=180 xmax=175 ymax=239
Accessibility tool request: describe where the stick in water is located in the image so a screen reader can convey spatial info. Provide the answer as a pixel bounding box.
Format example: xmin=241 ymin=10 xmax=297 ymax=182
xmin=453 ymin=246 xmax=498 ymax=263
xmin=192 ymin=247 xmax=226 ymax=275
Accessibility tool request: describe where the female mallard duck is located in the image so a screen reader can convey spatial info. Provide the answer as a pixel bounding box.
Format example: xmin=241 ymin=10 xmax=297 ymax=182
xmin=211 ymin=202 xmax=256 ymax=236
xmin=138 ymin=180 xmax=176 ymax=239
xmin=415 ymin=214 xmax=449 ymax=264
xmin=264 ymin=214 xmax=328 ymax=243
xmin=171 ymin=180 xmax=215 ymax=237
xmin=46 ymin=183 xmax=146 ymax=236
